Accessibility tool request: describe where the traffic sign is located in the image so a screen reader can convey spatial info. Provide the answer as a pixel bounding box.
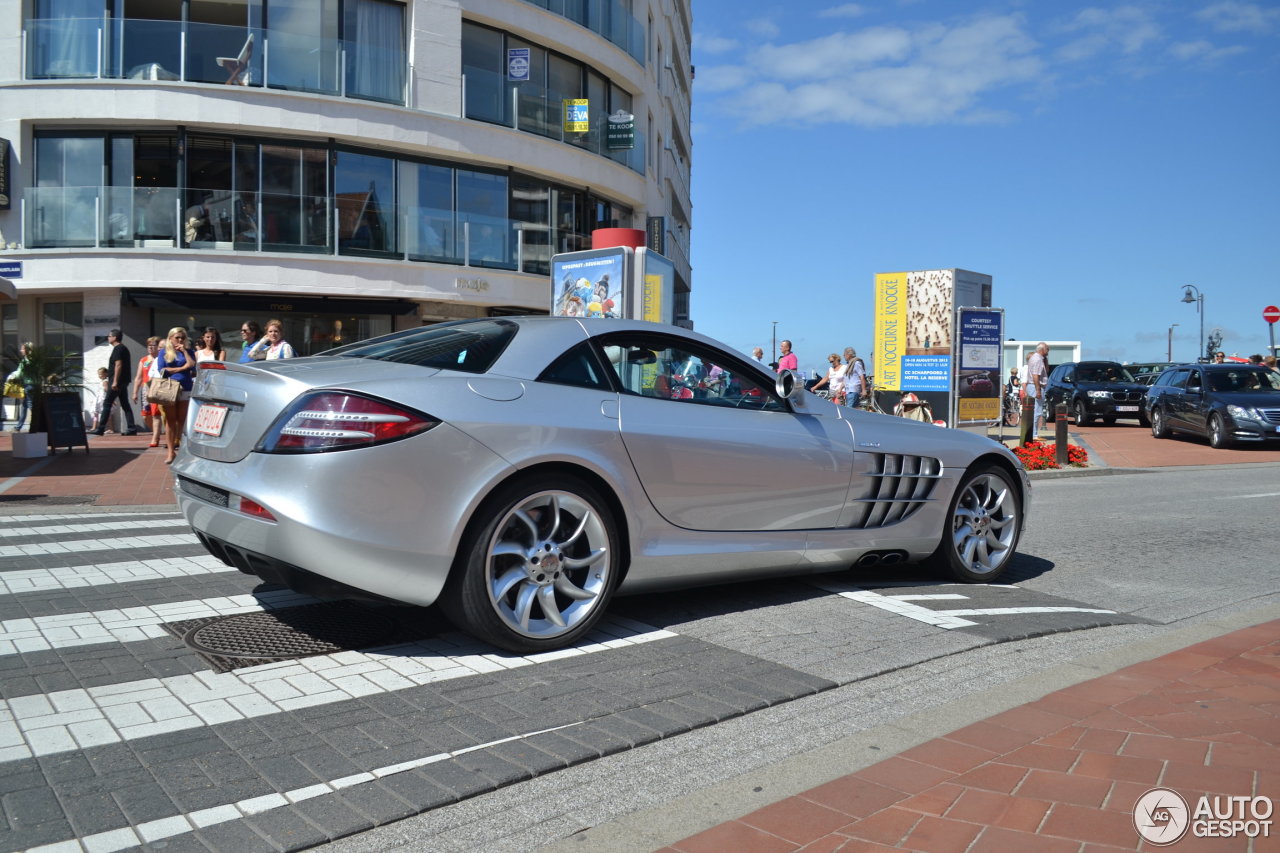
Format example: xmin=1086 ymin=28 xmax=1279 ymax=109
xmin=1264 ymin=305 xmax=1280 ymax=324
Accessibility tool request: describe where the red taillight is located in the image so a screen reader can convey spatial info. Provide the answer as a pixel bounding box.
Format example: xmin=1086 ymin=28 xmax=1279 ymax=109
xmin=236 ymin=496 xmax=277 ymax=521
xmin=259 ymin=392 xmax=438 ymax=453
xmin=200 ymin=362 xmax=227 ymax=370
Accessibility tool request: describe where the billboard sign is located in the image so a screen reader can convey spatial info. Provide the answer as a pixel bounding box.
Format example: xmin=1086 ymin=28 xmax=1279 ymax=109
xmin=563 ymin=99 xmax=589 ymax=133
xmin=507 ymin=48 xmax=530 ymax=81
xmin=954 ymin=307 xmax=1004 ymax=424
xmin=873 ymin=272 xmax=905 ymax=391
xmin=636 ymin=248 xmax=675 ymax=326
xmin=550 ymin=247 xmax=630 ymax=318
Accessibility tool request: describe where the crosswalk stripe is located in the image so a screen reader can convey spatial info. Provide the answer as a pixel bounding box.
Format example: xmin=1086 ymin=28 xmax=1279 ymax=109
xmin=0 ymin=511 xmax=180 ymax=524
xmin=0 ymin=554 xmax=234 ymax=595
xmin=0 ymin=589 xmax=316 ymax=656
xmin=0 ymin=615 xmax=675 ymax=764
xmin=1 ymin=517 xmax=191 ymax=538
xmin=0 ymin=533 xmax=202 ymax=558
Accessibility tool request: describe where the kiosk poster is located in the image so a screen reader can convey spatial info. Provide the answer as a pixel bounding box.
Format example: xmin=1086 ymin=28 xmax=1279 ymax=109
xmin=955 ymin=307 xmax=1004 ymax=423
xmin=873 ymin=272 xmax=905 ymax=391
xmin=550 ymin=248 xmax=629 ymax=318
xmin=636 ymin=248 xmax=675 ymax=326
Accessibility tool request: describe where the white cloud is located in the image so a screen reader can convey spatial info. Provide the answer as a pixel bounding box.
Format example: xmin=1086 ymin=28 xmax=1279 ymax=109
xmin=694 ymin=33 xmax=741 ymax=55
xmin=1055 ymin=5 xmax=1163 ymax=60
xmin=1196 ymin=1 xmax=1280 ymax=34
xmin=1169 ymin=40 xmax=1250 ymax=62
xmin=702 ymin=15 xmax=1043 ymax=128
xmin=819 ymin=4 xmax=867 ymax=18
xmin=745 ymin=17 xmax=781 ymax=39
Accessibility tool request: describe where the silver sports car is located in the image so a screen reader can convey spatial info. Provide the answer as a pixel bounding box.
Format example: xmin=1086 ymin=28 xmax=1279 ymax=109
xmin=174 ymin=317 xmax=1030 ymax=653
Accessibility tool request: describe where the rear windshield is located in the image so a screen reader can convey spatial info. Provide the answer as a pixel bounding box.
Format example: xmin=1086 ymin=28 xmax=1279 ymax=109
xmin=322 ymin=319 xmax=517 ymax=374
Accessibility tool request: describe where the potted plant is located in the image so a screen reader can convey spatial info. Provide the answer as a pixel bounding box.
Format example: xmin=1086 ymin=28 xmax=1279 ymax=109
xmin=6 ymin=344 xmax=83 ymax=457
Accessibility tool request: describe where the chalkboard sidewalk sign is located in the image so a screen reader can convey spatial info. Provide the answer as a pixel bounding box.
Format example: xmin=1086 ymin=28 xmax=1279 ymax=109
xmin=42 ymin=392 xmax=89 ymax=453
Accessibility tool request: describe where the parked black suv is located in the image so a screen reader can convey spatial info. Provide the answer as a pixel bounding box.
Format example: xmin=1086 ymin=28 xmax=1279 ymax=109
xmin=1044 ymin=361 xmax=1149 ymax=425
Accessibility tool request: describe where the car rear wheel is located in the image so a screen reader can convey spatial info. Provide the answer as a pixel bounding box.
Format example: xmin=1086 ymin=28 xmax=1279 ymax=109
xmin=441 ymin=475 xmax=619 ymax=653
xmin=923 ymin=464 xmax=1022 ymax=583
xmin=1074 ymin=400 xmax=1091 ymax=425
xmin=1208 ymin=413 xmax=1232 ymax=449
xmin=1151 ymin=407 xmax=1169 ymax=438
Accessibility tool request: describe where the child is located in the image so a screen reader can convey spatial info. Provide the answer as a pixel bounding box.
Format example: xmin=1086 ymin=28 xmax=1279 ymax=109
xmin=91 ymin=367 xmax=110 ymax=432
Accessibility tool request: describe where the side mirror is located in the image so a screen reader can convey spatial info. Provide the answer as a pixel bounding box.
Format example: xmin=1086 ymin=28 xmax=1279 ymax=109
xmin=775 ymin=369 xmax=802 ymax=402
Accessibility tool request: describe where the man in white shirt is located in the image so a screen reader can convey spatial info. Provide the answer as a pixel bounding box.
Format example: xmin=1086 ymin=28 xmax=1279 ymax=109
xmin=1027 ymin=342 xmax=1049 ymax=435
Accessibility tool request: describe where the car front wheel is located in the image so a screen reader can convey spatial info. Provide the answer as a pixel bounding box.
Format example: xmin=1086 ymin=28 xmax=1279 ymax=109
xmin=441 ymin=475 xmax=619 ymax=653
xmin=1208 ymin=413 xmax=1232 ymax=449
xmin=924 ymin=465 xmax=1022 ymax=583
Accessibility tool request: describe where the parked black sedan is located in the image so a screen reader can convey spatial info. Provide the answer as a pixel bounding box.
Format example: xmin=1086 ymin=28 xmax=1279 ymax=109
xmin=1044 ymin=361 xmax=1149 ymax=425
xmin=1145 ymin=364 xmax=1280 ymax=448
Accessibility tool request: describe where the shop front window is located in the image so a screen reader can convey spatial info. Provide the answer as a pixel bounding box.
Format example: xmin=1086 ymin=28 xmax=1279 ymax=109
xmin=152 ymin=309 xmax=392 ymax=359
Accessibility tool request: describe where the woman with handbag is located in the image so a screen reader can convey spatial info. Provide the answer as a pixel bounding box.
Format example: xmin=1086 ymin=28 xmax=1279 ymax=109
xmin=154 ymin=327 xmax=197 ymax=464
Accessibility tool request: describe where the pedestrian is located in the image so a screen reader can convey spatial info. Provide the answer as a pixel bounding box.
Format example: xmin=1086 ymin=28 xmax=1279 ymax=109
xmin=133 ymin=336 xmax=164 ymax=448
xmin=156 ymin=327 xmax=197 ymax=464
xmin=843 ymin=348 xmax=866 ymax=407
xmin=1265 ymin=355 xmax=1278 ymax=372
xmin=12 ymin=342 xmax=36 ymax=432
xmin=195 ymin=326 xmax=226 ymax=363
xmin=91 ymin=329 xmax=140 ymax=436
xmin=1212 ymin=351 xmax=1226 ymax=364
xmin=1248 ymin=353 xmax=1264 ymax=365
xmin=776 ymin=339 xmax=797 ymax=374
xmin=810 ymin=353 xmax=847 ymax=404
xmin=248 ymin=318 xmax=296 ymax=360
xmin=239 ymin=320 xmax=265 ymax=363
xmin=91 ymin=367 xmax=110 ymax=432
xmin=751 ymin=346 xmax=764 ymax=364
xmin=1026 ymin=342 xmax=1049 ymax=436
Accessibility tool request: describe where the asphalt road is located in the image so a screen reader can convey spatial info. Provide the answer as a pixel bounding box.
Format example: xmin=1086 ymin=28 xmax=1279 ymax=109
xmin=1 ymin=462 xmax=1277 ymax=853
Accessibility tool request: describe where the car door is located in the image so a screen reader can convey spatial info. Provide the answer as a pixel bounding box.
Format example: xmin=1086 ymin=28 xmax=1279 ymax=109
xmin=1183 ymin=368 xmax=1210 ymax=435
xmin=595 ymin=332 xmax=855 ymax=532
xmin=1157 ymin=369 xmax=1189 ymax=428
xmin=1046 ymin=363 xmax=1072 ymax=412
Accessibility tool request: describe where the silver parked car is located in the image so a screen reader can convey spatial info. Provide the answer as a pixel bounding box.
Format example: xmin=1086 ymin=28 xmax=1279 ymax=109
xmin=174 ymin=317 xmax=1031 ymax=652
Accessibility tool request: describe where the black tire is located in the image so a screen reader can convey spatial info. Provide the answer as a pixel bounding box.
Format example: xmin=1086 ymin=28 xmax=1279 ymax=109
xmin=923 ymin=464 xmax=1023 ymax=583
xmin=440 ymin=474 xmax=620 ymax=653
xmin=1138 ymin=414 xmax=1150 ymax=428
xmin=1208 ymin=413 xmax=1232 ymax=449
xmin=1074 ymin=399 xmax=1091 ymax=425
xmin=1151 ymin=407 xmax=1170 ymax=438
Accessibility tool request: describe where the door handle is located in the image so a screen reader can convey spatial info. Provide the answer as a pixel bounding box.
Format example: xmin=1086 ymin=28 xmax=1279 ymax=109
xmin=600 ymin=399 xmax=619 ymax=420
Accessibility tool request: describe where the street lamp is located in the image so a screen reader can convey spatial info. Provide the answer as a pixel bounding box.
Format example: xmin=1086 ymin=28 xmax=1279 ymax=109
xmin=1167 ymin=323 xmax=1178 ymax=362
xmin=771 ymin=321 xmax=779 ymax=364
xmin=1181 ymin=285 xmax=1206 ymax=362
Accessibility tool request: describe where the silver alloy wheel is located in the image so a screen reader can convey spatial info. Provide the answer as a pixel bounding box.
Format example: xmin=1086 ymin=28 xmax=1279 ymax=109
xmin=1152 ymin=407 xmax=1166 ymax=438
xmin=948 ymin=472 xmax=1019 ymax=576
xmin=484 ymin=490 xmax=611 ymax=640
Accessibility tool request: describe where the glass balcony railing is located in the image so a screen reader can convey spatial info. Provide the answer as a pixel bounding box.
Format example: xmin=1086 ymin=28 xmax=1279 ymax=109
xmin=22 ymin=186 xmax=583 ymax=275
xmin=463 ymin=65 xmax=646 ymax=175
xmin=24 ymin=17 xmax=406 ymax=105
xmin=520 ymin=0 xmax=645 ymax=65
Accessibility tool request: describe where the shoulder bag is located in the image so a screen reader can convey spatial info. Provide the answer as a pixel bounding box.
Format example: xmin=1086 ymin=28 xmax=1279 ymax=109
xmin=147 ymin=375 xmax=180 ymax=405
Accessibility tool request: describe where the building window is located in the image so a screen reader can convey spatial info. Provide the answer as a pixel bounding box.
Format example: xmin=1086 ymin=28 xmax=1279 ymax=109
xmin=344 ymin=0 xmax=405 ymax=102
xmin=335 ymin=150 xmax=396 ymax=256
xmin=41 ymin=301 xmax=84 ymax=375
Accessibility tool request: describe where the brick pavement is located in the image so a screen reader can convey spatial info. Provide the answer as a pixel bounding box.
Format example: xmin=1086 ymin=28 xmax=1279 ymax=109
xmin=660 ymin=620 xmax=1280 ymax=853
xmin=0 ymin=431 xmax=176 ymax=508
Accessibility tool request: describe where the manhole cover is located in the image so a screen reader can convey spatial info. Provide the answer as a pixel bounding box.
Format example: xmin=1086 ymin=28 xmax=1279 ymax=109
xmin=171 ymin=601 xmax=417 ymax=672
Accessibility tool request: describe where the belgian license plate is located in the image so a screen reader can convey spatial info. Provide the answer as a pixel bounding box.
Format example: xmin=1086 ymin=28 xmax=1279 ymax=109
xmin=193 ymin=403 xmax=228 ymax=437
xmin=1117 ymin=406 xmax=1139 ymax=412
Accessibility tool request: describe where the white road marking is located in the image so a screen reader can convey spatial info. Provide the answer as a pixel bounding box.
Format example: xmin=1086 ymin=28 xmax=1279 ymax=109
xmin=888 ymin=594 xmax=970 ymax=601
xmin=812 ymin=584 xmax=978 ymax=629
xmin=0 ymin=532 xmax=201 ymax=558
xmin=0 ymin=616 xmax=675 ymax=763
xmin=1 ymin=517 xmax=190 ymax=538
xmin=1221 ymin=492 xmax=1280 ymax=499
xmin=0 ymin=555 xmax=233 ymax=595
xmin=44 ymin=719 xmax=588 ymax=853
xmin=937 ymin=606 xmax=1118 ymax=616
xmin=0 ymin=589 xmax=316 ymax=656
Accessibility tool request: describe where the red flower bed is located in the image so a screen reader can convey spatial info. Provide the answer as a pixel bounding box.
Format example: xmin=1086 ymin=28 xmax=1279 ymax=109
xmin=1012 ymin=440 xmax=1089 ymax=470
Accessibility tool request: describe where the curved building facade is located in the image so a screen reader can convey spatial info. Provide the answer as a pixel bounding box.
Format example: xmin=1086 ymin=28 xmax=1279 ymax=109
xmin=0 ymin=0 xmax=692 ymax=394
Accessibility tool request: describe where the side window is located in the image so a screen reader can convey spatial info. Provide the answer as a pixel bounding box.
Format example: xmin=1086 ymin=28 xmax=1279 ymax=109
xmin=1164 ymin=369 xmax=1188 ymax=389
xmin=596 ymin=335 xmax=783 ymax=411
xmin=539 ymin=342 xmax=612 ymax=390
xmin=1186 ymin=370 xmax=1202 ymax=391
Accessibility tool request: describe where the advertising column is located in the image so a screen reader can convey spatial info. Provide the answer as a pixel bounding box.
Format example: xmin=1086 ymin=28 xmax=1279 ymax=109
xmin=954 ymin=308 xmax=1005 ymax=425
xmin=873 ymin=272 xmax=905 ymax=391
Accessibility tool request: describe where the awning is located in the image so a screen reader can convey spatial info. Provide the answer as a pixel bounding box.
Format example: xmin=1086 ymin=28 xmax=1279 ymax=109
xmin=0 ymin=278 xmax=15 ymax=300
xmin=125 ymin=289 xmax=419 ymax=316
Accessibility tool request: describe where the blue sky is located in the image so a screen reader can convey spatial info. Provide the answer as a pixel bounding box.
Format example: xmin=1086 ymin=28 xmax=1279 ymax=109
xmin=687 ymin=1 xmax=1280 ymax=373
